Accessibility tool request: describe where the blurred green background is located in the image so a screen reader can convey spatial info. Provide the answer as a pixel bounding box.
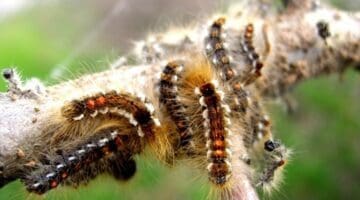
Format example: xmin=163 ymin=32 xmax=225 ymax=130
xmin=0 ymin=0 xmax=359 ymax=199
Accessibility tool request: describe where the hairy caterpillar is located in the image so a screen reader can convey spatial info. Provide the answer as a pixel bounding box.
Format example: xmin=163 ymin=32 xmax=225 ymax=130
xmin=24 ymin=127 xmax=140 ymax=194
xmin=159 ymin=61 xmax=194 ymax=149
xmin=240 ymin=23 xmax=264 ymax=85
xmin=195 ymin=81 xmax=232 ymax=186
xmin=61 ymin=91 xmax=161 ymax=140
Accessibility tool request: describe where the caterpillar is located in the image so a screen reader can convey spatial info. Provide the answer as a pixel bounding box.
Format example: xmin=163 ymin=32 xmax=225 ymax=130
xmin=159 ymin=61 xmax=194 ymax=149
xmin=240 ymin=23 xmax=264 ymax=85
xmin=195 ymin=81 xmax=232 ymax=186
xmin=61 ymin=91 xmax=160 ymax=140
xmin=205 ymin=17 xmax=236 ymax=81
xmin=23 ymin=127 xmax=140 ymax=194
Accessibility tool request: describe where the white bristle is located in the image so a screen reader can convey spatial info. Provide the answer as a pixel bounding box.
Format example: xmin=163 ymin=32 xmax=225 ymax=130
xmin=73 ymin=114 xmax=84 ymax=121
xmin=90 ymin=110 xmax=98 ymax=118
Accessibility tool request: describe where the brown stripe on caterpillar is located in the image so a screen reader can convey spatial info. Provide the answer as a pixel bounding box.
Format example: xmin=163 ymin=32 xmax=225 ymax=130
xmin=159 ymin=61 xmax=193 ymax=147
xmin=194 ymin=81 xmax=232 ymax=186
xmin=61 ymin=91 xmax=160 ymax=139
xmin=205 ymin=17 xmax=236 ymax=81
xmin=240 ymin=23 xmax=264 ymax=85
xmin=23 ymin=127 xmax=140 ymax=195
